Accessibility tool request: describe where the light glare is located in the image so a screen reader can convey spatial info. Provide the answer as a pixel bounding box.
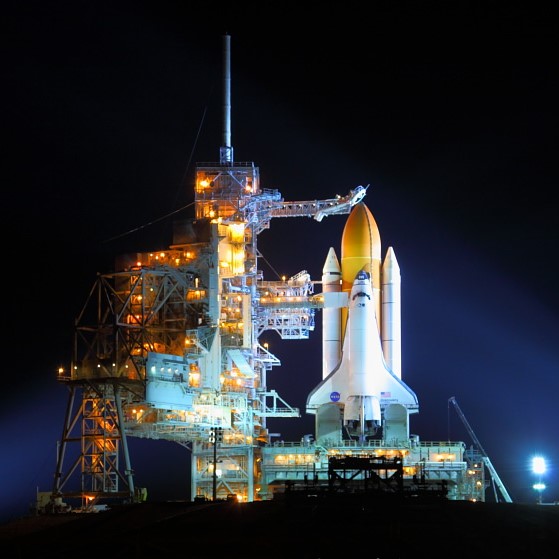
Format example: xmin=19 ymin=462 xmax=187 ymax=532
xmin=532 ymin=456 xmax=546 ymax=475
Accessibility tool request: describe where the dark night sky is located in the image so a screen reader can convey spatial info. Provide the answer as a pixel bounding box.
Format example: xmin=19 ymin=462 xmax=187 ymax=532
xmin=2 ymin=2 xmax=558 ymax=521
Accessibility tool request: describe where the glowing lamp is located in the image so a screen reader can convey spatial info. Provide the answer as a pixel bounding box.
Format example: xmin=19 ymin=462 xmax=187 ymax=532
xmin=532 ymin=456 xmax=546 ymax=475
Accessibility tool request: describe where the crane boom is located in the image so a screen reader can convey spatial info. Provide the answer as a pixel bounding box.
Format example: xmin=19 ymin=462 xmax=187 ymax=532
xmin=449 ymin=397 xmax=513 ymax=503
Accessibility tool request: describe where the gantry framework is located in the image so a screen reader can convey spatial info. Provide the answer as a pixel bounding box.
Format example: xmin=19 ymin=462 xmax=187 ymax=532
xmin=52 ymin=151 xmax=366 ymax=507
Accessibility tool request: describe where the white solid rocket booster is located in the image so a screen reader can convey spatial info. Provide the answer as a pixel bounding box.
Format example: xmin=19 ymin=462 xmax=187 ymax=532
xmin=381 ymin=247 xmax=402 ymax=379
xmin=321 ymin=247 xmax=342 ymax=380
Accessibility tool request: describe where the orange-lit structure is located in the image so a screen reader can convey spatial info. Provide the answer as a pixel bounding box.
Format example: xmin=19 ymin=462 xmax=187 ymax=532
xmin=49 ymin=35 xmax=502 ymax=512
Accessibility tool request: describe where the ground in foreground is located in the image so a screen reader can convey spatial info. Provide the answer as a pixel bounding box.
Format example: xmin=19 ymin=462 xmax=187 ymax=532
xmin=0 ymin=494 xmax=557 ymax=558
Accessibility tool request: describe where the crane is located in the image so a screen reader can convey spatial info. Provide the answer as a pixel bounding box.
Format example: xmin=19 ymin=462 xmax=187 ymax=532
xmin=448 ymin=397 xmax=513 ymax=503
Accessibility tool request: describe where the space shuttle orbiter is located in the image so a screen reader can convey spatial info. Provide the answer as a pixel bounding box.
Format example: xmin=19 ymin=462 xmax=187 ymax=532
xmin=306 ymin=202 xmax=418 ymax=443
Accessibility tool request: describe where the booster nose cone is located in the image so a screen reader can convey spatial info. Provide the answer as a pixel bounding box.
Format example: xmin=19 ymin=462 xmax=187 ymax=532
xmin=322 ymin=247 xmax=342 ymax=277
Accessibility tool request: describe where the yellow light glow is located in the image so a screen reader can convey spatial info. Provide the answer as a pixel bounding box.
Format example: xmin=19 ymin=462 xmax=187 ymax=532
xmin=435 ymin=453 xmax=456 ymax=461
xmin=228 ymin=222 xmax=245 ymax=243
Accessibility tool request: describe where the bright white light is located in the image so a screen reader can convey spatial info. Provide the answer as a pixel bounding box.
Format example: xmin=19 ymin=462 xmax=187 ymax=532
xmin=532 ymin=456 xmax=546 ymax=475
xmin=533 ymin=482 xmax=546 ymax=491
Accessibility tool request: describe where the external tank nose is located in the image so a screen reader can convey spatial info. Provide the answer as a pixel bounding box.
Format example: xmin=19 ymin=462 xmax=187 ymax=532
xmin=340 ymin=202 xmax=381 ymax=294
